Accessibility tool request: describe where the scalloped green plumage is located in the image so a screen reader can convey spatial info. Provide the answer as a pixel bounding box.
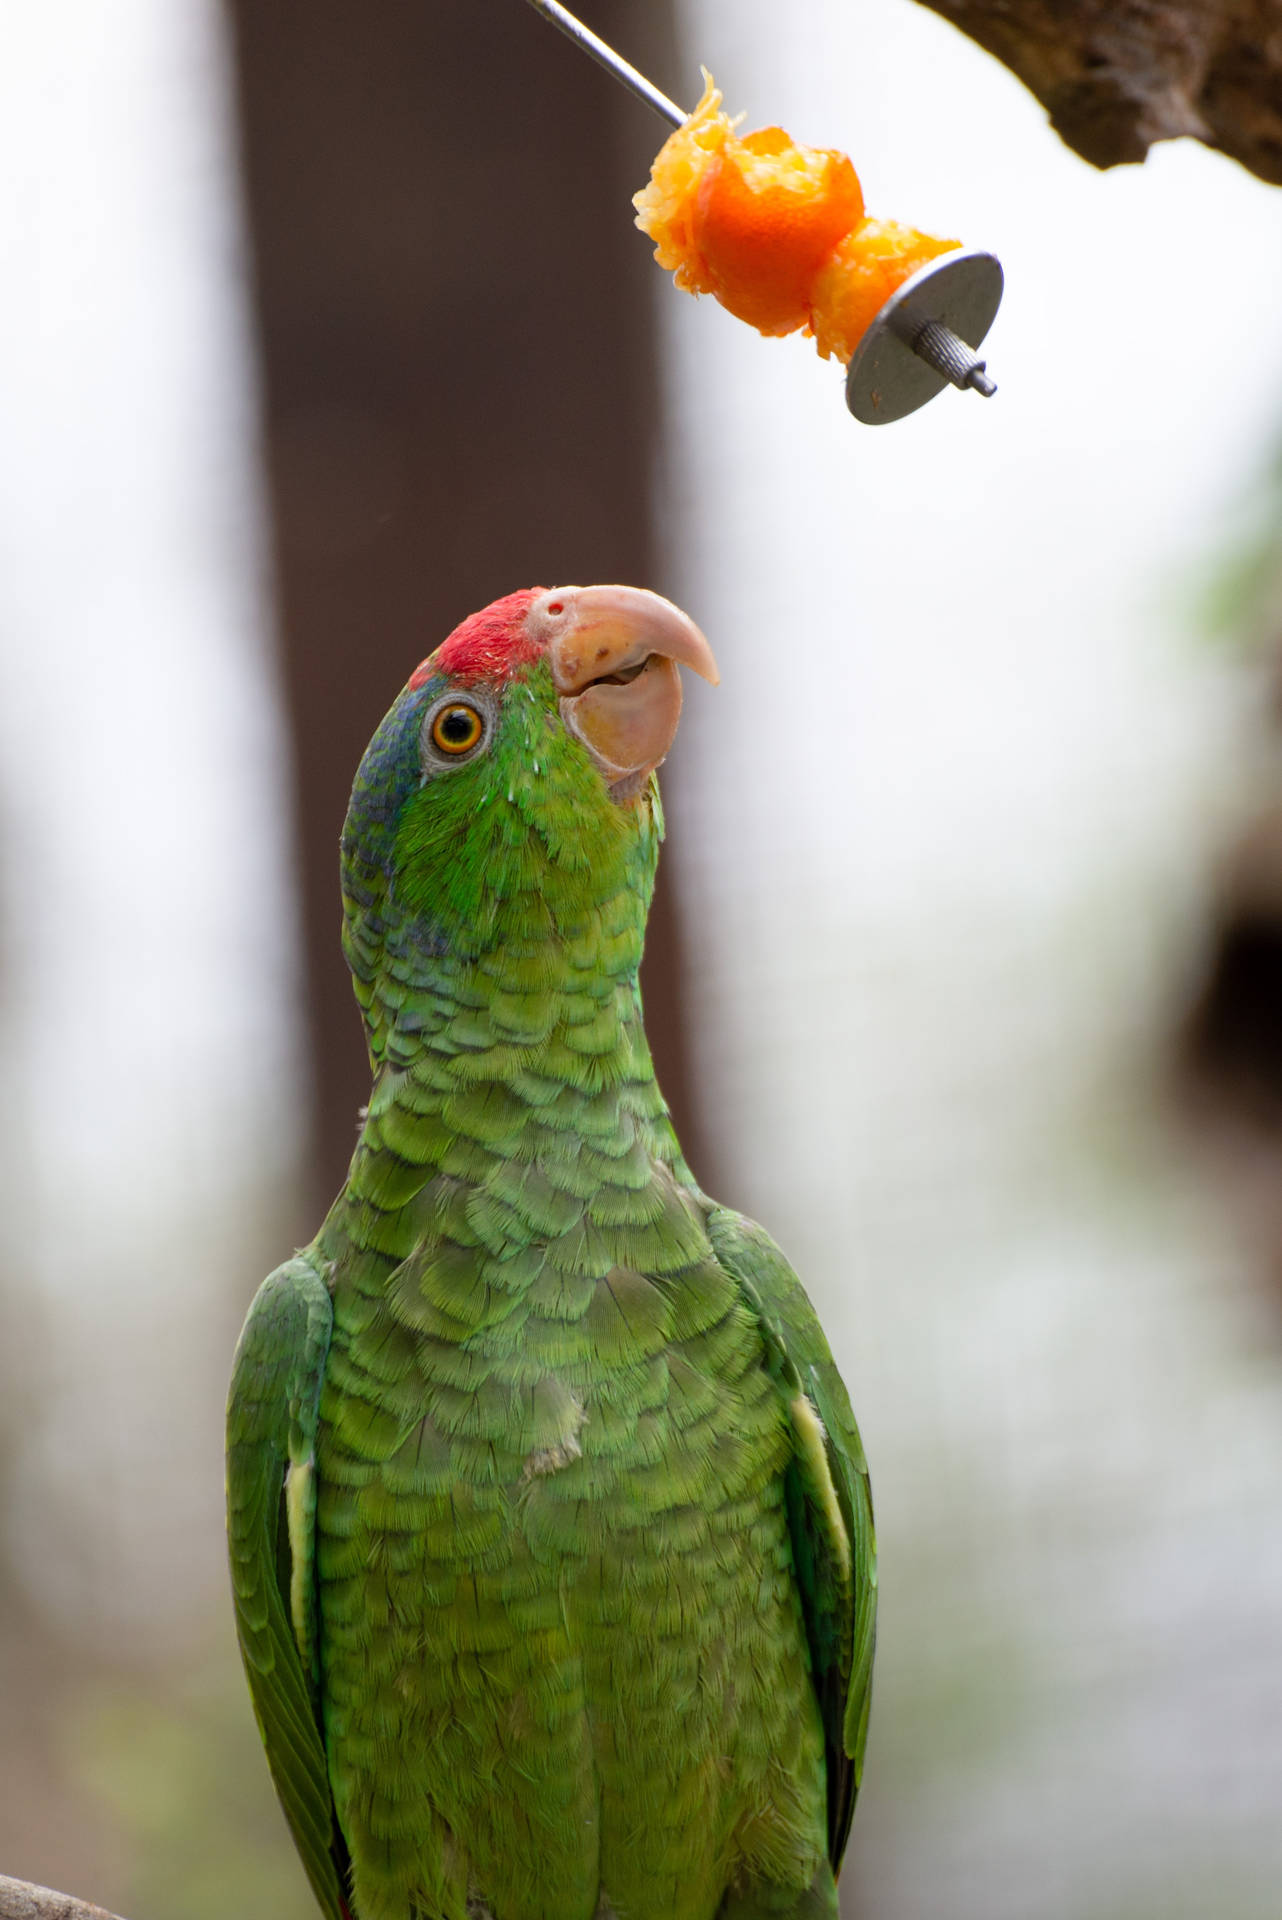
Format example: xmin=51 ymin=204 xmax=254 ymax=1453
xmin=226 ymin=620 xmax=876 ymax=1920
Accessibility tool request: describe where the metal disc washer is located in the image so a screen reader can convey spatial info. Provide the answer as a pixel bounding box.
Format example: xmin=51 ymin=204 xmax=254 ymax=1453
xmin=846 ymin=249 xmax=1004 ymax=425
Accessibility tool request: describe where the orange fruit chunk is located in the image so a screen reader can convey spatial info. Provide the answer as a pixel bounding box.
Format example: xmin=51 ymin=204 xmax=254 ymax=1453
xmin=809 ymin=220 xmax=961 ymax=363
xmin=633 ymin=73 xmax=959 ymax=363
xmin=691 ymin=127 xmax=863 ymax=335
xmin=632 ymin=74 xmax=736 ymax=296
xmin=634 ymin=77 xmax=863 ymax=334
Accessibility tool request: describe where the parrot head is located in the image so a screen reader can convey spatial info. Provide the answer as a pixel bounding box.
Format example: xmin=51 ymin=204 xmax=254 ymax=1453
xmin=341 ymin=584 xmax=718 ymax=973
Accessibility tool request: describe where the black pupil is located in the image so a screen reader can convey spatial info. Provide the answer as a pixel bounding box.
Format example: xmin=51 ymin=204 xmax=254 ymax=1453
xmin=439 ymin=707 xmax=477 ymax=745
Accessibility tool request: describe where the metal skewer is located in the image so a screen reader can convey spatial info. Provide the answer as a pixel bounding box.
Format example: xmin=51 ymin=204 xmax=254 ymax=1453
xmin=521 ymin=0 xmax=1003 ymax=422
xmin=522 ymin=0 xmax=685 ymax=129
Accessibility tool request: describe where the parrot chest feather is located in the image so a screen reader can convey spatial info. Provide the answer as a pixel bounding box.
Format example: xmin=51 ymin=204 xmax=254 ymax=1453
xmin=311 ymin=1066 xmax=828 ymax=1920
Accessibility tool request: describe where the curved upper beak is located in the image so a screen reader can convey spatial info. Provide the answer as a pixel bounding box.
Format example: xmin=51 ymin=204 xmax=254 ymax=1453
xmin=528 ymin=584 xmax=719 ymax=800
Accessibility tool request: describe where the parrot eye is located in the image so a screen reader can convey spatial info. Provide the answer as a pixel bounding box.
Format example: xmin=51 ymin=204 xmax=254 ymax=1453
xmin=424 ymin=699 xmax=487 ymax=761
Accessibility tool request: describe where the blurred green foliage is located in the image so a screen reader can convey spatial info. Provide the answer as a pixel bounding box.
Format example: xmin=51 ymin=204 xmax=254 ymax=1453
xmin=1198 ymin=434 xmax=1282 ymax=647
xmin=75 ymin=1640 xmax=317 ymax=1920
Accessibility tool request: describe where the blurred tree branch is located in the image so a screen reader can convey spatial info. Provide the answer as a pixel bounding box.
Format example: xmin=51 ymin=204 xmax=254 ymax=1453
xmin=0 ymin=1878 xmax=125 ymax=1920
xmin=913 ymin=0 xmax=1282 ymax=180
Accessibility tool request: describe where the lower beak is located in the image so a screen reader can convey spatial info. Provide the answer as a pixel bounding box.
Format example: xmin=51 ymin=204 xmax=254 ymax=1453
xmin=542 ymin=585 xmax=719 ymax=798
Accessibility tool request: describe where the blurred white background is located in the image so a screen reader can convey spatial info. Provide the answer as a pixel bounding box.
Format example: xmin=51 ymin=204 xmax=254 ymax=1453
xmin=2 ymin=1 xmax=1281 ymax=1916
xmin=0 ymin=0 xmax=300 ymax=1652
xmin=668 ymin=5 xmax=1282 ymax=1916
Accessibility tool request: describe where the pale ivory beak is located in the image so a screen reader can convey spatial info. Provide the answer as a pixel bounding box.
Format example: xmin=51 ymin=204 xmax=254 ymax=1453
xmin=525 ymin=584 xmax=719 ymax=798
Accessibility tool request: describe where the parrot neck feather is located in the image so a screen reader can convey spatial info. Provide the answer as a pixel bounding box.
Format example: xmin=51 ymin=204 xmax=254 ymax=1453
xmin=331 ymin=766 xmax=693 ymax=1248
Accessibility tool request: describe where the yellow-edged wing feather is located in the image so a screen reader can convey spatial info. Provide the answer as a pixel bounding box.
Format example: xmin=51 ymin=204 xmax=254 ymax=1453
xmin=226 ymin=1253 xmax=347 ymax=1920
xmin=707 ymin=1207 xmax=877 ymax=1868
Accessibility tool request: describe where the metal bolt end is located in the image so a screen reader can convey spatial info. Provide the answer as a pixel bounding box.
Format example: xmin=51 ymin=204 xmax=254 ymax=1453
xmin=906 ymin=317 xmax=996 ymax=398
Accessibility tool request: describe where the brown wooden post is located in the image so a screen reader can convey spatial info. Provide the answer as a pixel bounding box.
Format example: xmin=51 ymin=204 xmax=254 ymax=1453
xmin=223 ymin=0 xmax=705 ymax=1211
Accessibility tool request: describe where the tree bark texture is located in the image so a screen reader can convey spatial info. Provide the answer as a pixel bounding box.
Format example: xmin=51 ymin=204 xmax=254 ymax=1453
xmin=914 ymin=0 xmax=1282 ymax=180
xmin=0 ymin=1878 xmax=125 ymax=1920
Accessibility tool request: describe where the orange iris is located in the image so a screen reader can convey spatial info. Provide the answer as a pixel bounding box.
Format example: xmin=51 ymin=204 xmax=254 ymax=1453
xmin=430 ymin=703 xmax=484 ymax=754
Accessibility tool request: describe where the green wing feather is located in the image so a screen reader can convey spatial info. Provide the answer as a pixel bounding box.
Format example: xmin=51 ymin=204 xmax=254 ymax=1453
xmin=226 ymin=1253 xmax=347 ymax=1920
xmin=707 ymin=1207 xmax=877 ymax=1871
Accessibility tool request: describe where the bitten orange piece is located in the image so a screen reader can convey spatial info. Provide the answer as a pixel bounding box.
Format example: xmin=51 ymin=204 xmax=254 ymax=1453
xmin=634 ymin=73 xmax=960 ymax=362
xmin=692 ymin=127 xmax=863 ymax=335
xmin=808 ymin=220 xmax=960 ymax=364
xmin=632 ymin=75 xmax=736 ymax=297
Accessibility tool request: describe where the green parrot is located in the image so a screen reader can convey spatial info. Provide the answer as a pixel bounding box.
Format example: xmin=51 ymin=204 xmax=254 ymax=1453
xmin=226 ymin=583 xmax=876 ymax=1920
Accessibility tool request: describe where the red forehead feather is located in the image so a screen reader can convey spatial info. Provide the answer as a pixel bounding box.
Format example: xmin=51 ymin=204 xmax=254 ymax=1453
xmin=408 ymin=587 xmax=546 ymax=690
